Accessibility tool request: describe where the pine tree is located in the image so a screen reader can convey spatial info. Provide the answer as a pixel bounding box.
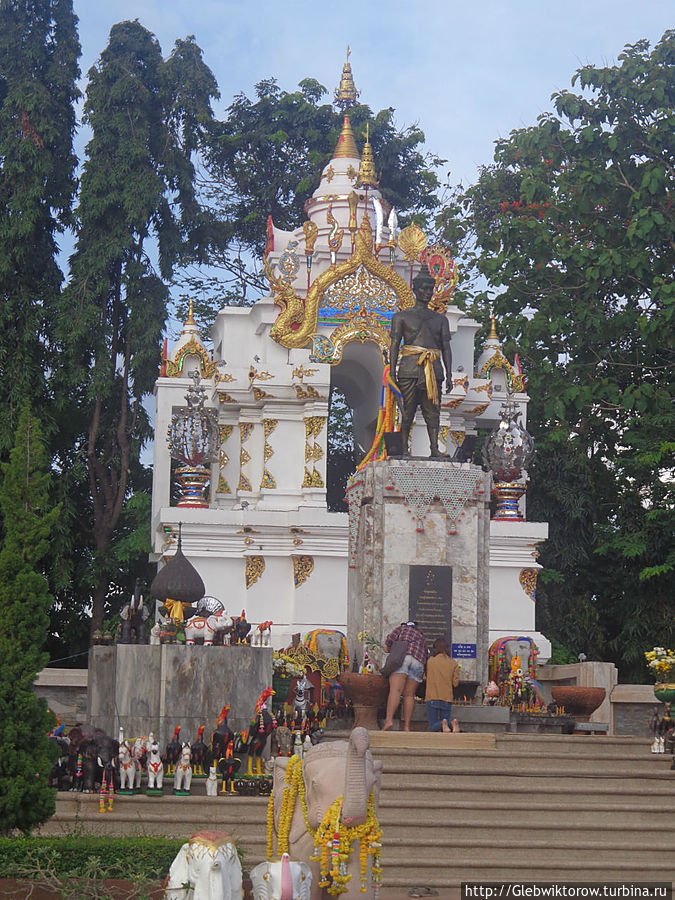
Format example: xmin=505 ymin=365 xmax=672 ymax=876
xmin=0 ymin=0 xmax=80 ymax=452
xmin=0 ymin=407 xmax=60 ymax=833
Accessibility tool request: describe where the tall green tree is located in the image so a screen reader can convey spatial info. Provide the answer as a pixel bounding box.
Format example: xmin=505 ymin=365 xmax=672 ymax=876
xmin=0 ymin=407 xmax=60 ymax=833
xmin=464 ymin=31 xmax=674 ymax=678
xmin=0 ymin=0 xmax=80 ymax=452
xmin=59 ymin=21 xmax=218 ymax=634
xmin=179 ymin=76 xmax=444 ymax=323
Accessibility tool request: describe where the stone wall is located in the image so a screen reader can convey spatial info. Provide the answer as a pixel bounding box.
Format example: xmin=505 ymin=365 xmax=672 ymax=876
xmin=87 ymin=643 xmax=273 ymax=746
xmin=34 ymin=668 xmax=88 ymax=728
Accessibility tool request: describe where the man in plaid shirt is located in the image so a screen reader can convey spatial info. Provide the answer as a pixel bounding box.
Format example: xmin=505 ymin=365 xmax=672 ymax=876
xmin=383 ymin=621 xmax=427 ymax=731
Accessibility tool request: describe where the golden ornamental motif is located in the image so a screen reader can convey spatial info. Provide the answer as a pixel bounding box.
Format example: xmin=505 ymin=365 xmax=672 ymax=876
xmin=322 ymin=264 xmax=400 ymax=315
xmin=269 ymin=215 xmax=413 ymax=350
xmin=310 ymin=468 xmax=324 ymax=488
xmin=519 ymin=568 xmax=538 ymax=602
xmin=215 ymin=369 xmax=235 ymax=384
xmin=304 ymin=416 xmax=326 ymax=438
xmin=355 ymin=123 xmax=379 ymax=188
xmin=312 ymin=444 xmax=324 ymax=461
xmin=240 ymin=448 xmax=251 ymax=466
xmin=464 ymin=403 xmax=490 ymax=416
xmin=219 ymin=424 xmax=234 ymax=442
xmin=397 ymin=223 xmax=427 ymax=263
xmin=448 ymin=430 xmax=466 ymax=447
xmin=249 ymin=367 xmax=274 ymax=382
xmin=302 ymin=221 xmax=318 ymax=255
xmin=324 ymin=165 xmax=335 ymax=183
xmin=346 ymin=165 xmax=357 ymax=181
xmin=217 ymin=474 xmax=231 ymax=494
xmin=263 ymin=419 xmax=278 ymax=440
xmin=292 ymin=555 xmax=314 ymax=588
xmin=261 ymin=469 xmax=276 ymax=489
xmin=164 ymin=336 xmax=218 ymax=379
xmin=327 ymin=205 xmax=344 ymax=255
xmin=219 ymin=424 xmax=233 ymax=476
xmin=473 ymin=381 xmax=492 ymax=394
xmin=442 ymin=397 xmax=465 ymax=409
xmin=217 ymin=391 xmax=237 ymax=404
xmin=295 ymin=384 xmax=326 ymax=400
xmin=302 ymin=468 xmax=313 ymax=488
xmin=240 ymin=423 xmax=254 ymax=443
xmin=238 ymin=473 xmax=252 ymax=492
xmin=480 ymin=349 xmax=526 ymax=393
xmin=245 ymin=556 xmax=265 ymax=589
xmin=252 ymin=387 xmax=275 ymax=401
xmin=304 ymin=443 xmax=312 ymax=463
xmin=292 ymin=365 xmax=318 ymax=382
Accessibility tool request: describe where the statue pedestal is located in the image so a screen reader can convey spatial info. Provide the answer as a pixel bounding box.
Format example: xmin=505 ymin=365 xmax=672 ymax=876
xmin=347 ymin=460 xmax=491 ymax=683
xmin=87 ymin=644 xmax=272 ymax=748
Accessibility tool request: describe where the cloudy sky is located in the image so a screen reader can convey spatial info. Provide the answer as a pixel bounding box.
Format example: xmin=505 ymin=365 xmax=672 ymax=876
xmin=73 ymin=0 xmax=672 ymax=188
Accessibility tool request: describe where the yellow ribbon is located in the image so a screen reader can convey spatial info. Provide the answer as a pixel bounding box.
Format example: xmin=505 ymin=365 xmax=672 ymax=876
xmin=164 ymin=597 xmax=186 ymax=622
xmin=400 ymin=345 xmax=441 ymax=405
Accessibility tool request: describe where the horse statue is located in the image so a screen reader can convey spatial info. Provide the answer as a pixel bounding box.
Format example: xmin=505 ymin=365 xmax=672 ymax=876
xmin=118 ymin=740 xmax=142 ymax=793
xmin=174 ymin=742 xmax=193 ymax=794
xmin=145 ymin=736 xmax=164 ymax=794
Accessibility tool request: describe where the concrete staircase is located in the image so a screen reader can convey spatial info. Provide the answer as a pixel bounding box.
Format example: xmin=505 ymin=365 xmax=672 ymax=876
xmin=42 ymin=733 xmax=675 ymax=888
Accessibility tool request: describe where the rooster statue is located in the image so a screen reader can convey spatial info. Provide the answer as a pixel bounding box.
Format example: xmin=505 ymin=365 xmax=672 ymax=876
xmin=240 ymin=687 xmax=275 ymax=775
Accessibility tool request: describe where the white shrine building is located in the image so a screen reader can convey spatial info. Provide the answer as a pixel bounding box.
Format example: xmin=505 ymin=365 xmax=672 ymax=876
xmin=150 ymin=58 xmax=550 ymax=660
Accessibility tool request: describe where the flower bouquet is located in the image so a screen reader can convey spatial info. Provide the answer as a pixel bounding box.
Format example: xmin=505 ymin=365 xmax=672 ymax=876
xmin=644 ymin=647 xmax=675 ymax=703
xmin=272 ymin=651 xmax=307 ymax=703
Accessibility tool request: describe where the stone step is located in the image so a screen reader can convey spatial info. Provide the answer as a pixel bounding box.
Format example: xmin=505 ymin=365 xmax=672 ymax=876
xmin=372 ymin=742 xmax=661 ymax=763
xmin=378 ymin=799 xmax=675 ymax=827
xmin=381 ymin=835 xmax=674 ymax=862
xmin=380 ymin=771 xmax=675 ymax=795
xmin=376 ymin=754 xmax=670 ymax=776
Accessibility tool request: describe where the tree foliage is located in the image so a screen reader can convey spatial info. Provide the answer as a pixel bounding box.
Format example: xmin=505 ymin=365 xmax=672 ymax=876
xmin=0 ymin=0 xmax=80 ymax=452
xmin=58 ymin=21 xmax=218 ymax=634
xmin=0 ymin=408 xmax=60 ymax=833
xmin=465 ymin=31 xmax=674 ymax=679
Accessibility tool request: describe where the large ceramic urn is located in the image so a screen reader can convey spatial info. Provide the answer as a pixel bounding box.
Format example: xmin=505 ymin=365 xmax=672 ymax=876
xmin=551 ymin=686 xmax=606 ymax=722
xmin=337 ymin=673 xmax=389 ymax=730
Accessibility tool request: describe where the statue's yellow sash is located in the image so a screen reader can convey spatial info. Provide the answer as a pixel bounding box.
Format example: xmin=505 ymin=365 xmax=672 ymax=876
xmin=400 ymin=345 xmax=441 ymax=405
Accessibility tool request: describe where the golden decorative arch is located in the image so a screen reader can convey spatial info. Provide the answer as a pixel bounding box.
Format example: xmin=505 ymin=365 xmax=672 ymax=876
xmin=269 ymin=216 xmax=414 ymax=349
xmin=310 ymin=318 xmax=391 ymax=365
xmin=480 ymin=349 xmax=525 ymax=393
xmin=164 ymin=336 xmax=217 ymax=378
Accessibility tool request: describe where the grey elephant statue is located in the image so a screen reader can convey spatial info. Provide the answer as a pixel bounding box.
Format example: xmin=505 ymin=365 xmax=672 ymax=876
xmin=250 ymin=852 xmax=312 ymax=900
xmin=165 ymin=831 xmax=242 ymax=900
xmin=270 ymin=726 xmax=383 ymax=900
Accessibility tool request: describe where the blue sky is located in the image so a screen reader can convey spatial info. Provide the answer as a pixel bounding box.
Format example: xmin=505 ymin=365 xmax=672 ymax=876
xmin=74 ymin=0 xmax=673 ymax=188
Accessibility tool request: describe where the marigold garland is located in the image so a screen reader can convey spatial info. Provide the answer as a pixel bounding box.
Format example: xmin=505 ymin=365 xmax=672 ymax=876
xmin=266 ymin=755 xmax=382 ymax=896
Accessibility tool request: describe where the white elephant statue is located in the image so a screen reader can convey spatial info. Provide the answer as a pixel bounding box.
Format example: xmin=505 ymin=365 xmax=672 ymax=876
xmin=185 ymin=612 xmax=232 ymax=646
xmin=250 ymin=852 xmax=312 ymax=900
xmin=166 ymin=831 xmax=242 ymax=900
xmin=271 ymin=726 xmax=382 ymax=900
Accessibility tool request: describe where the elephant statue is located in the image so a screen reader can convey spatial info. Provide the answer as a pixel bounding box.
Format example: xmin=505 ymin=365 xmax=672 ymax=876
xmin=185 ymin=612 xmax=232 ymax=646
xmin=271 ymin=726 xmax=382 ymax=900
xmin=166 ymin=831 xmax=242 ymax=900
xmin=250 ymin=853 xmax=312 ymax=900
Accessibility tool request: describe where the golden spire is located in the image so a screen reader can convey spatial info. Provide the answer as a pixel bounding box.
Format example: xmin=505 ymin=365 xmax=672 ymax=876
xmin=185 ymin=298 xmax=196 ymax=326
xmin=334 ymin=46 xmax=359 ymax=111
xmin=356 ymin=123 xmax=379 ymax=188
xmin=333 ymin=114 xmax=360 ymax=160
xmin=488 ymin=315 xmax=499 ymax=341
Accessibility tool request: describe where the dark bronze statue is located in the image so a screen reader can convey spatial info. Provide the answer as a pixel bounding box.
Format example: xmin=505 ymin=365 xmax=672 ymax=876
xmin=390 ymin=270 xmax=452 ymax=457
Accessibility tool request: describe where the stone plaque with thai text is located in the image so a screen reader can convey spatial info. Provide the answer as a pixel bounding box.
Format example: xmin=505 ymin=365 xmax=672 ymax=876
xmin=408 ymin=565 xmax=452 ymax=646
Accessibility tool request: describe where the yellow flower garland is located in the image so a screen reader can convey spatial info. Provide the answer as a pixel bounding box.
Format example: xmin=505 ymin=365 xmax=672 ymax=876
xmin=266 ymin=755 xmax=382 ymax=896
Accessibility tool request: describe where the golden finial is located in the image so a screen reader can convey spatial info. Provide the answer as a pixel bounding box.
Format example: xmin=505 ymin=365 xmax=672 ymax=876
xmin=356 ymin=124 xmax=379 ymax=188
xmin=333 ymin=114 xmax=360 ymax=160
xmin=334 ymin=46 xmax=359 ymax=112
xmin=488 ymin=315 xmax=499 ymax=341
xmin=185 ymin=298 xmax=196 ymax=326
